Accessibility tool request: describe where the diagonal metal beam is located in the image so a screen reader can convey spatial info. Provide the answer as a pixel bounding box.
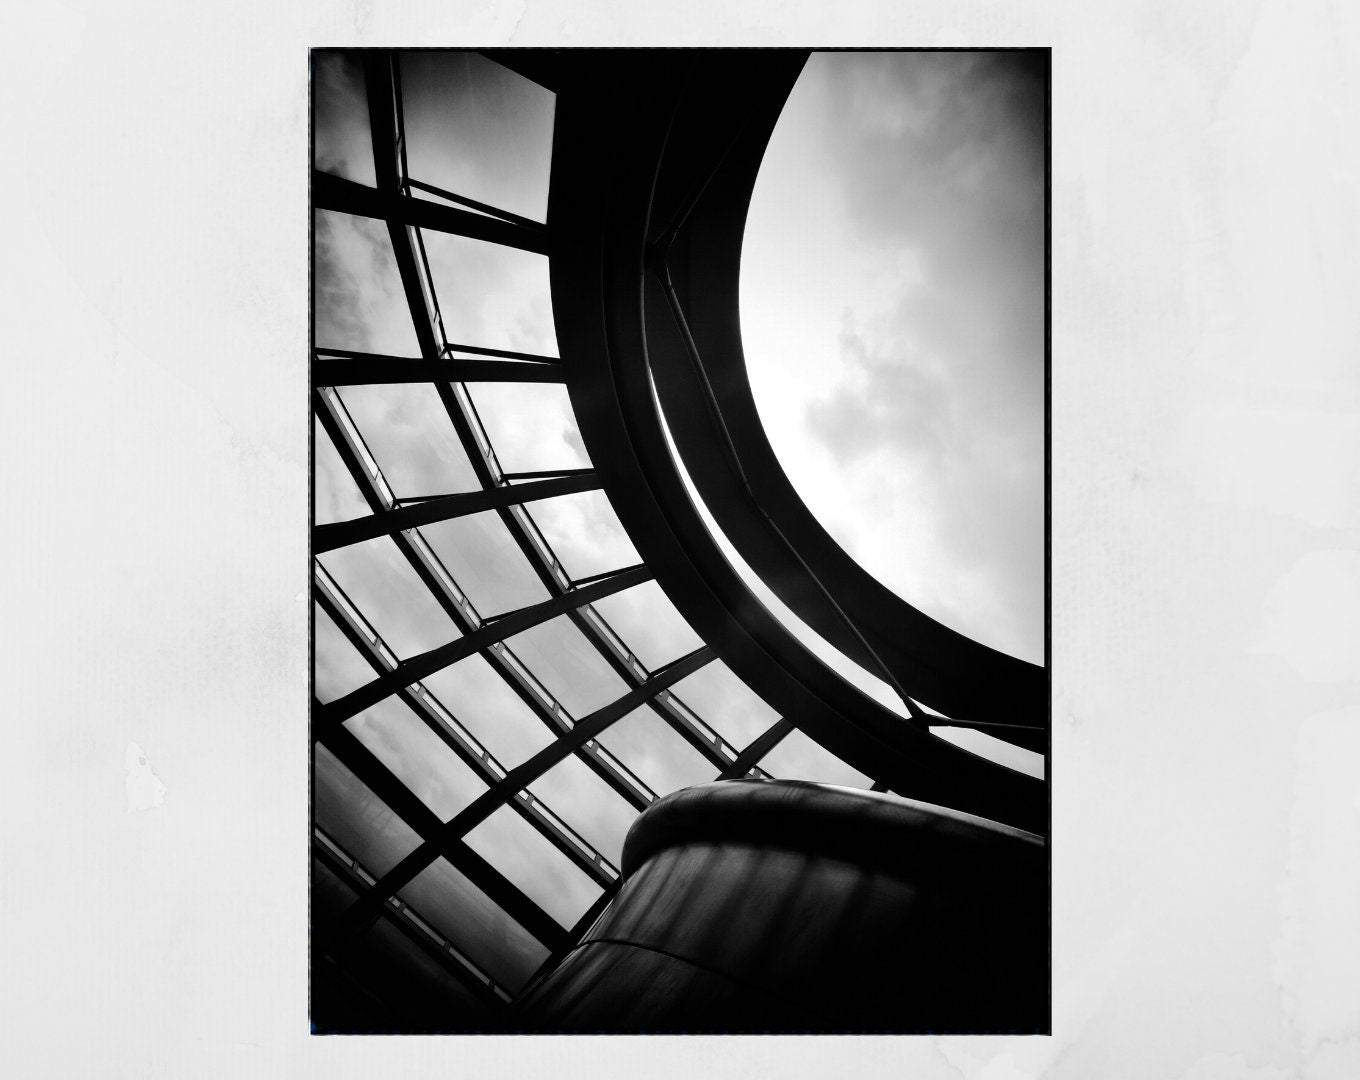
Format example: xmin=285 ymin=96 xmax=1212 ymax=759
xmin=717 ymin=716 xmax=795 ymax=780
xmin=314 ymin=169 xmax=551 ymax=255
xmin=316 ymin=563 xmax=652 ymax=727
xmin=314 ymin=472 xmax=601 ymax=554
xmin=315 ymin=356 xmax=565 ymax=386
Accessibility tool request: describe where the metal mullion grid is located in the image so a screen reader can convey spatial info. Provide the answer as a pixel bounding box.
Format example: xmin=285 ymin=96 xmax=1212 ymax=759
xmin=369 ymin=59 xmax=744 ymax=822
xmin=404 ymin=228 xmax=746 ymax=795
xmin=312 ymin=410 xmax=627 ymax=883
xmin=316 ymin=551 xmax=621 ymax=888
xmin=314 ymin=828 xmax=510 ymax=1007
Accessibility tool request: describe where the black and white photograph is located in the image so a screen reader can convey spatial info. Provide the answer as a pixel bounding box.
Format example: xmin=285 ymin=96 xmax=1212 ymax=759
xmin=310 ymin=48 xmax=1048 ymax=1034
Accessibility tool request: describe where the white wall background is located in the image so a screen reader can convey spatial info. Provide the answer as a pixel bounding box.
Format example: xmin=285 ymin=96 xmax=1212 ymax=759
xmin=1 ymin=2 xmax=1356 ymax=1077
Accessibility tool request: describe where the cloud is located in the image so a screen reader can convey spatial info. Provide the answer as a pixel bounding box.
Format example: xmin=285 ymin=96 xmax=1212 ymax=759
xmin=786 ymin=52 xmax=1046 ymax=662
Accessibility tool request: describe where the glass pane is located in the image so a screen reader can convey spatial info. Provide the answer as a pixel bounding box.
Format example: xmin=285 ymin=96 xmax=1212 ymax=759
xmin=758 ymin=727 xmax=871 ymax=789
xmin=596 ymin=706 xmax=719 ymax=797
xmin=669 ymin=660 xmax=779 ymax=749
xmin=336 ymin=383 xmax=480 ymax=499
xmin=397 ymin=855 xmax=549 ymax=993
xmin=399 ymin=51 xmax=554 ymax=223
xmin=528 ymin=754 xmax=640 ymax=866
xmin=419 ymin=510 xmax=550 ymax=617
xmin=523 ymin=490 xmax=640 ymax=582
xmin=314 ymin=208 xmax=419 ymax=357
xmin=314 ymin=603 xmax=377 ymax=704
xmin=312 ymin=51 xmax=375 ymax=187
xmin=314 ymin=742 xmax=422 ymax=877
xmin=421 ymin=654 xmax=553 ymax=769
xmin=501 ymin=615 xmax=630 ymax=719
xmin=316 ymin=537 xmax=458 ymax=659
xmin=464 ymin=804 xmax=602 ymax=928
xmin=422 ymin=230 xmax=557 ymax=356
xmin=344 ymin=696 xmax=487 ymax=821
xmin=314 ymin=417 xmax=370 ymax=525
xmin=930 ymin=727 xmax=1045 ymax=780
xmin=588 ymin=581 xmax=704 ymax=672
xmin=466 ymin=383 xmax=589 ymax=474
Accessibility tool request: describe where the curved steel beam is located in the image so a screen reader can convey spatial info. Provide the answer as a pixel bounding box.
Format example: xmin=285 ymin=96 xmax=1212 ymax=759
xmin=546 ymin=51 xmax=1044 ymax=834
xmin=640 ymin=63 xmax=1046 ymax=740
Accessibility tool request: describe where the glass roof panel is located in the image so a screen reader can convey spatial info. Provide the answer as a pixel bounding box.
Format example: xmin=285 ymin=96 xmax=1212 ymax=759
xmin=314 ymin=602 xmax=378 ymax=704
xmin=418 ymin=510 xmax=550 ymax=618
xmin=343 ymin=696 xmax=488 ymax=821
xmin=397 ymin=855 xmax=550 ymax=992
xmin=667 ymin=660 xmax=780 ymax=750
xmin=335 ymin=382 xmax=480 ymax=499
xmin=314 ymin=743 xmax=422 ymax=877
xmin=758 ymin=727 xmax=872 ymax=788
xmin=523 ymin=491 xmax=641 ymax=582
xmin=500 ymin=614 xmax=631 ymax=719
xmin=421 ymin=230 xmax=557 ymax=356
xmin=312 ymin=51 xmax=376 ymax=187
xmin=595 ymin=706 xmax=719 ymax=797
xmin=314 ymin=416 xmax=371 ymax=525
xmin=527 ymin=754 xmax=639 ymax=866
xmin=398 ymin=51 xmax=555 ymax=223
xmin=587 ymin=581 xmax=704 ymax=672
xmin=465 ymin=383 xmax=590 ymax=474
xmin=356 ymin=913 xmax=493 ymax=1018
xmin=463 ymin=804 xmax=603 ymax=929
xmin=420 ymin=654 xmax=554 ymax=769
xmin=316 ymin=537 xmax=459 ymax=660
xmin=314 ymin=208 xmax=419 ymax=357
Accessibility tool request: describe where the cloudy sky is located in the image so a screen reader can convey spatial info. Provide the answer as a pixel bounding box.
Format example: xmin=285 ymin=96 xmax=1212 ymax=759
xmin=742 ymin=50 xmax=1046 ymax=665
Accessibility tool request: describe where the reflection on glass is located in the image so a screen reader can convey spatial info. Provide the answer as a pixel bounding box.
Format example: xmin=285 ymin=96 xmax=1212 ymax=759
xmin=312 ymin=851 xmax=361 ymax=928
xmin=314 ymin=743 xmax=422 ymax=877
xmin=397 ymin=855 xmax=549 ymax=992
xmin=344 ymin=696 xmax=487 ymax=821
xmin=466 ymin=383 xmax=590 ymax=474
xmin=501 ymin=615 xmax=631 ymax=719
xmin=588 ymin=581 xmax=704 ymax=672
xmin=528 ymin=753 xmax=639 ymax=866
xmin=399 ymin=51 xmax=555 ymax=223
xmin=316 ymin=537 xmax=458 ymax=659
xmin=314 ymin=209 xmax=419 ymax=357
xmin=336 ymin=383 xmax=480 ymax=499
xmin=422 ymin=230 xmax=557 ymax=355
xmin=312 ymin=51 xmax=375 ymax=187
xmin=314 ymin=603 xmax=378 ymax=704
xmin=596 ymin=706 xmax=719 ymax=797
xmin=314 ymin=417 xmax=371 ymax=525
xmin=356 ymin=914 xmax=491 ymax=1016
xmin=421 ymin=654 xmax=553 ymax=769
xmin=419 ymin=510 xmax=550 ymax=617
xmin=464 ymin=804 xmax=602 ymax=929
xmin=668 ymin=660 xmax=779 ymax=750
xmin=524 ymin=490 xmax=641 ymax=582
xmin=758 ymin=727 xmax=871 ymax=788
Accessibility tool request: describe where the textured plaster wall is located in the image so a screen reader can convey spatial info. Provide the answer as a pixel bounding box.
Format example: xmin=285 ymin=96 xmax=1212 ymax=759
xmin=1 ymin=1 xmax=1355 ymax=1077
